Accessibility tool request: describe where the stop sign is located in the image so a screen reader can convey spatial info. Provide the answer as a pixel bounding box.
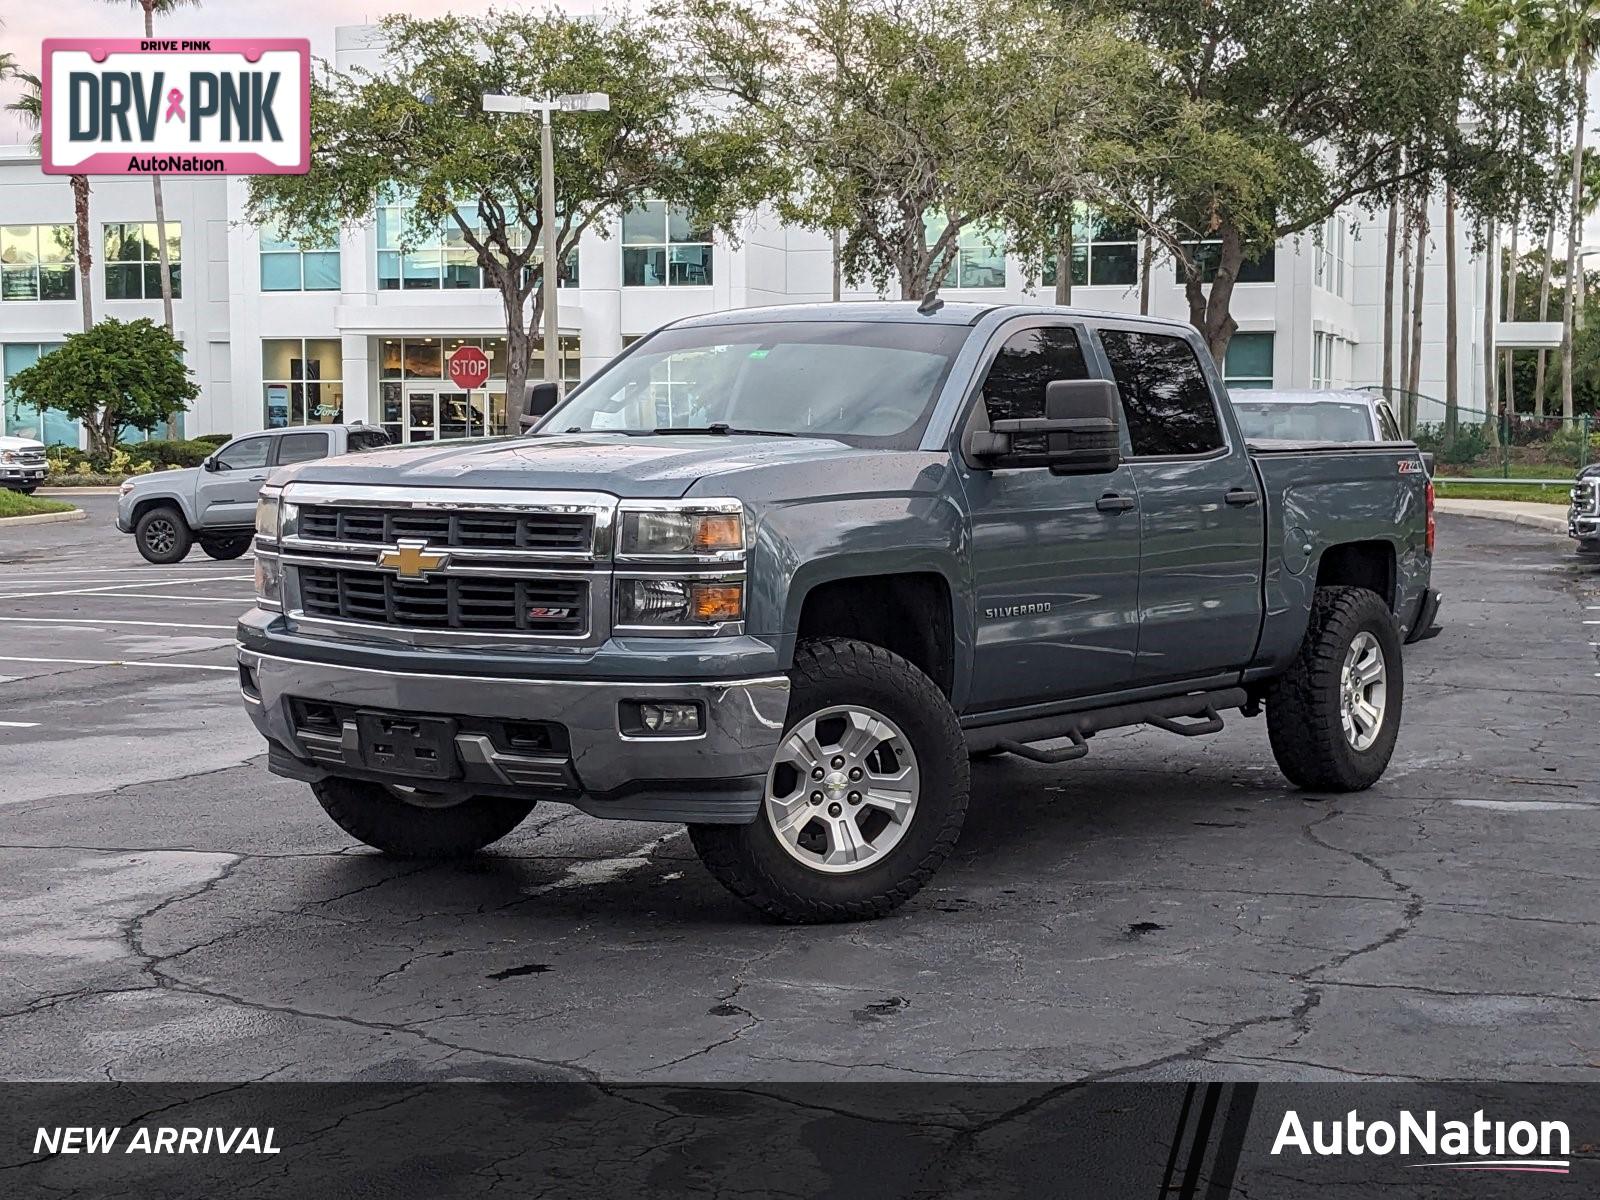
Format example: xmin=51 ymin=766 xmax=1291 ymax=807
xmin=448 ymin=345 xmax=491 ymax=390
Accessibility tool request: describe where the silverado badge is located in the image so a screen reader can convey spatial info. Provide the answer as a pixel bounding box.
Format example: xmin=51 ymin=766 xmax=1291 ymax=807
xmin=378 ymin=540 xmax=449 ymax=580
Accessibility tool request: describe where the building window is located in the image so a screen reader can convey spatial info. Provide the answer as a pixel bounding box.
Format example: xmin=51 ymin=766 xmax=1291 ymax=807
xmin=1175 ymin=241 xmax=1275 ymax=285
xmin=375 ymin=335 xmax=580 ymax=444
xmin=377 ymin=194 xmax=577 ymax=291
xmin=928 ymin=218 xmax=1005 ymax=289
xmin=1041 ymin=209 xmax=1139 ymax=288
xmin=1224 ymin=332 xmax=1274 ymax=391
xmin=262 ymin=338 xmax=343 ymax=428
xmin=104 ymin=222 xmax=181 ymax=300
xmin=1310 ymin=331 xmax=1348 ymax=390
xmin=1315 ymin=216 xmax=1347 ymax=297
xmin=260 ymin=233 xmax=340 ymax=292
xmin=2 ymin=342 xmax=76 ymax=445
xmin=1 ymin=225 xmax=75 ymax=302
xmin=622 ymin=201 xmax=713 ymax=287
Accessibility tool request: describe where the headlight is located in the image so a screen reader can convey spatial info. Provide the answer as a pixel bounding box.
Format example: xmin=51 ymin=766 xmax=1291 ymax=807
xmin=616 ymin=577 xmax=744 ymax=628
xmin=254 ymin=491 xmax=281 ymax=542
xmin=0 ymin=450 xmax=15 ymax=463
xmin=119 ymin=479 xmax=136 ymax=496
xmin=617 ymin=502 xmax=744 ymax=560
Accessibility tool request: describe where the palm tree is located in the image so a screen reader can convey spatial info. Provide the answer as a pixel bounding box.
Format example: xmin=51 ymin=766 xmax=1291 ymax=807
xmin=1550 ymin=0 xmax=1600 ymax=419
xmin=4 ymin=72 xmax=94 ymax=331
xmin=108 ymin=0 xmax=200 ymax=334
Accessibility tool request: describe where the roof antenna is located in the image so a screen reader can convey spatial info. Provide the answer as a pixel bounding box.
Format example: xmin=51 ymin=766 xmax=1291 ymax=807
xmin=917 ymin=290 xmax=944 ymax=316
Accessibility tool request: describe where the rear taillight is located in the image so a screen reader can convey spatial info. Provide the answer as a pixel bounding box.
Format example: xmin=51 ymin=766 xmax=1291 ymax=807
xmin=1425 ymin=480 xmax=1436 ymax=554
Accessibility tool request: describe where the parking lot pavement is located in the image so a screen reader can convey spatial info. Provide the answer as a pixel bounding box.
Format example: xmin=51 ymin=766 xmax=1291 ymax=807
xmin=1 ymin=508 xmax=1597 ymax=1083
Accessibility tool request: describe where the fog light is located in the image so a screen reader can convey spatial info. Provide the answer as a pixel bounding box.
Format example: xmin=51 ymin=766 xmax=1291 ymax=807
xmin=622 ymin=700 xmax=703 ymax=736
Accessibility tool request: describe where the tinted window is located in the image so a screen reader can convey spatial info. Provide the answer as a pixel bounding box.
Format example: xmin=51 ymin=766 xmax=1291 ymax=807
xmin=1377 ymin=403 xmax=1402 ymax=441
xmin=979 ymin=326 xmax=1089 ymax=423
xmin=1098 ymin=330 xmax=1225 ymax=457
xmin=347 ymin=427 xmax=393 ymax=453
xmin=276 ymin=431 xmax=329 ymax=465
xmin=213 ymin=437 xmax=270 ymax=471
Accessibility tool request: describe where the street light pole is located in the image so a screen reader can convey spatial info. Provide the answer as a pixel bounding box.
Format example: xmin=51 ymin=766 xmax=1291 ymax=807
xmin=482 ymin=90 xmax=611 ymax=400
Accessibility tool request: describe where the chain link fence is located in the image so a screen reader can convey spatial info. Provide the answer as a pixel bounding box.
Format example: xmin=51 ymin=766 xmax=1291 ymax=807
xmin=1367 ymin=387 xmax=1591 ymax=485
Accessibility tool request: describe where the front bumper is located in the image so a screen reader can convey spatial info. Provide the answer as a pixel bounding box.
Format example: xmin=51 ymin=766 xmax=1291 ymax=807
xmin=238 ymin=647 xmax=789 ymax=825
xmin=1569 ymin=507 xmax=1600 ymax=541
xmin=0 ymin=465 xmax=46 ymax=487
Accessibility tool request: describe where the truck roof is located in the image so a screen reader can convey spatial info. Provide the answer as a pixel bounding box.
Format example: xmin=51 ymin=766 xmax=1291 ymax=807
xmin=666 ymin=300 xmax=1196 ymax=335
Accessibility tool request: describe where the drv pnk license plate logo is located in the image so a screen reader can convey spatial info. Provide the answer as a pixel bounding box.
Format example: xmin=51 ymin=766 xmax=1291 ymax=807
xmin=41 ymin=39 xmax=309 ymax=176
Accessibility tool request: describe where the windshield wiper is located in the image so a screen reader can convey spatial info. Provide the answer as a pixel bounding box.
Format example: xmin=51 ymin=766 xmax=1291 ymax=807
xmin=646 ymin=424 xmax=798 ymax=437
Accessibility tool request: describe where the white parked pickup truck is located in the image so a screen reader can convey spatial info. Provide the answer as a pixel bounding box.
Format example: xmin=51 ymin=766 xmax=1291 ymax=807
xmin=0 ymin=435 xmax=49 ymax=494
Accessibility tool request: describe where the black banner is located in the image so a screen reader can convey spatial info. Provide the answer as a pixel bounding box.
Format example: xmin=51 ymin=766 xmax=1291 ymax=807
xmin=1 ymin=1083 xmax=1593 ymax=1197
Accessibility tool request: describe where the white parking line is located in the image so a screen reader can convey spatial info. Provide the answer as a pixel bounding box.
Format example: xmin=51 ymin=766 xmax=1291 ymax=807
xmin=0 ymin=576 xmax=253 ymax=601
xmin=52 ymin=594 xmax=253 ymax=603
xmin=0 ymin=616 xmax=236 ymax=631
xmin=0 ymin=721 xmax=40 ymax=728
xmin=0 ymin=656 xmax=234 ymax=672
xmin=0 ymin=577 xmax=247 ymax=587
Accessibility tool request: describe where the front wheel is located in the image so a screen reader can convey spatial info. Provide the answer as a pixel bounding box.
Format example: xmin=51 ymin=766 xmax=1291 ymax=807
xmin=312 ymin=777 xmax=535 ymax=858
xmin=690 ymin=638 xmax=969 ymax=923
xmin=1266 ymin=586 xmax=1403 ymax=792
xmin=200 ymin=535 xmax=251 ymax=560
xmin=133 ymin=505 xmax=192 ymax=564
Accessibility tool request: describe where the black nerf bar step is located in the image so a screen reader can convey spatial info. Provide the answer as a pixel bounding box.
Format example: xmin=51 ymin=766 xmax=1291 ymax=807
xmin=972 ymin=687 xmax=1250 ymax=763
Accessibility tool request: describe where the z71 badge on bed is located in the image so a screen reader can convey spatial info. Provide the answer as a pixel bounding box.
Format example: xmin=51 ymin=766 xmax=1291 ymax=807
xmin=41 ymin=38 xmax=310 ymax=176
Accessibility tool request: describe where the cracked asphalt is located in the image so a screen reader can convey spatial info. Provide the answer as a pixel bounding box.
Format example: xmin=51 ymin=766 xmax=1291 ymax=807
xmin=1 ymin=502 xmax=1596 ymax=1082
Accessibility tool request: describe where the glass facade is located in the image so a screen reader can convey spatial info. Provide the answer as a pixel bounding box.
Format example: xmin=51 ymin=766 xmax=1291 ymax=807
xmin=622 ymin=201 xmax=713 ymax=287
xmin=376 ymin=335 xmax=580 ymax=444
xmin=928 ymin=217 xmax=1006 ymax=289
xmin=1315 ymin=216 xmax=1347 ymax=297
xmin=1175 ymin=241 xmax=1275 ymax=285
xmin=260 ymin=234 xmax=340 ymax=292
xmin=1041 ymin=209 xmax=1139 ymax=288
xmin=104 ymin=222 xmax=181 ymax=300
xmin=262 ymin=338 xmax=344 ymax=428
xmin=1 ymin=225 xmax=75 ymax=302
xmin=1224 ymin=332 xmax=1275 ymax=391
xmin=376 ymin=194 xmax=577 ymax=291
xmin=2 ymin=343 xmax=76 ymax=445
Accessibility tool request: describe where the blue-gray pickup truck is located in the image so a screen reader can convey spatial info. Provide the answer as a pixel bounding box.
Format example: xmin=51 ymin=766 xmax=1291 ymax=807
xmin=239 ymin=303 xmax=1440 ymax=922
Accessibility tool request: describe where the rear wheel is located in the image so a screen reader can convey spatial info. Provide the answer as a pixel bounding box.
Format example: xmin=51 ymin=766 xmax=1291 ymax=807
xmin=200 ymin=535 xmax=251 ymax=560
xmin=690 ymin=637 xmax=969 ymax=923
xmin=1266 ymin=586 xmax=1403 ymax=792
xmin=312 ymin=777 xmax=535 ymax=858
xmin=133 ymin=505 xmax=192 ymax=564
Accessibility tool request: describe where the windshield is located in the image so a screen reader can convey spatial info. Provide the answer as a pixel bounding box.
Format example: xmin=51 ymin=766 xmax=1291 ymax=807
xmin=538 ymin=320 xmax=969 ymax=448
xmin=1232 ymin=400 xmax=1376 ymax=442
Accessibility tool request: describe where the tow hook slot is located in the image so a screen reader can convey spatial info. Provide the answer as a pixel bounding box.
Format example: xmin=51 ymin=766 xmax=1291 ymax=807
xmin=1145 ymin=708 xmax=1223 ymax=737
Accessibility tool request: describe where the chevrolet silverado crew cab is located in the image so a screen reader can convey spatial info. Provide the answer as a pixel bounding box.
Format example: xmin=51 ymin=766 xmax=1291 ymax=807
xmin=239 ymin=303 xmax=1439 ymax=922
xmin=118 ymin=423 xmax=392 ymax=563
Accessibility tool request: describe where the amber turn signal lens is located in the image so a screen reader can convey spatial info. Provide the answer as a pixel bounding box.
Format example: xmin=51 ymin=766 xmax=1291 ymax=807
xmin=692 ymin=513 xmax=744 ymax=553
xmin=690 ymin=582 xmax=744 ymax=622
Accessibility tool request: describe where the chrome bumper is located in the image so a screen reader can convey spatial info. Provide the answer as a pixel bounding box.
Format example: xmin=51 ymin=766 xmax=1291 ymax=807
xmin=238 ymin=648 xmax=789 ymax=824
xmin=1569 ymin=509 xmax=1600 ymax=539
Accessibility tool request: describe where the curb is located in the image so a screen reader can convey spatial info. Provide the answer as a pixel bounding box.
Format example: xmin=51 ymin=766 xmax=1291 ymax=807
xmin=36 ymin=487 xmax=120 ymax=496
xmin=1436 ymin=499 xmax=1567 ymax=535
xmin=0 ymin=507 xmax=87 ymax=528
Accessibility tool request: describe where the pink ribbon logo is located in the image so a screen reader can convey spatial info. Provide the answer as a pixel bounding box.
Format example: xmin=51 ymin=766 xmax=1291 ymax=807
xmin=164 ymin=88 xmax=185 ymax=123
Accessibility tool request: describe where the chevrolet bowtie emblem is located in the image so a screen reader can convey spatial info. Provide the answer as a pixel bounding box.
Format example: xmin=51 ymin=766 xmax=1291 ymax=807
xmin=377 ymin=540 xmax=449 ymax=579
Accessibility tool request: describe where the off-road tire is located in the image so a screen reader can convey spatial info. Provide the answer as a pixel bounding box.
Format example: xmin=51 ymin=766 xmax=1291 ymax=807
xmin=8 ymin=485 xmax=36 ymax=495
xmin=689 ymin=637 xmax=969 ymax=923
xmin=133 ymin=505 xmax=192 ymax=564
xmin=1577 ymin=539 xmax=1600 ymax=557
xmin=312 ymin=777 xmax=535 ymax=858
xmin=1266 ymin=585 xmax=1403 ymax=792
xmin=200 ymin=535 xmax=251 ymax=560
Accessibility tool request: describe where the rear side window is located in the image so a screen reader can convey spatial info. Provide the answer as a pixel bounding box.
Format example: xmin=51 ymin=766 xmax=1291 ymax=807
xmin=1377 ymin=403 xmax=1402 ymax=441
xmin=275 ymin=431 xmax=330 ymax=465
xmin=346 ymin=428 xmax=393 ymax=453
xmin=1098 ymin=329 xmax=1225 ymax=457
xmin=979 ymin=326 xmax=1089 ymax=423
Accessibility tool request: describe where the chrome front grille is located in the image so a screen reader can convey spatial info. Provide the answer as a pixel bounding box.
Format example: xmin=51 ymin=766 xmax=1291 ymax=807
xmin=17 ymin=448 xmax=45 ymax=467
xmin=278 ymin=484 xmax=613 ymax=644
xmin=1574 ymin=479 xmax=1599 ymax=515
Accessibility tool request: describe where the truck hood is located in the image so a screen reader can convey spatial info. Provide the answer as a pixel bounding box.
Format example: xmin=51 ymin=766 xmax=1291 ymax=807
xmin=0 ymin=435 xmax=45 ymax=452
xmin=272 ymin=433 xmax=863 ymax=498
xmin=124 ymin=465 xmax=201 ymax=493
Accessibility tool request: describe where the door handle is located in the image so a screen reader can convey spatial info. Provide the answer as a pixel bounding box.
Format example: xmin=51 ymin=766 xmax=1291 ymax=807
xmin=248 ymin=474 xmax=267 ymax=482
xmin=1224 ymin=488 xmax=1259 ymax=506
xmin=1096 ymin=493 xmax=1137 ymax=513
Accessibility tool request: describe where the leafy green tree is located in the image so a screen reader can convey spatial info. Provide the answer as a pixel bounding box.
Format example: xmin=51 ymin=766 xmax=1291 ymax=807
xmin=678 ymin=0 xmax=1162 ymax=305
xmin=7 ymin=319 xmax=198 ymax=456
xmin=5 ymin=71 xmax=95 ymax=332
xmin=247 ymin=11 xmax=746 ymax=426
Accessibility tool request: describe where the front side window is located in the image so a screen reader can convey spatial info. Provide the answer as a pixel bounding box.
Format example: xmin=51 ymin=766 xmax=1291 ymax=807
xmin=543 ymin=321 xmax=967 ymax=448
xmin=1 ymin=225 xmax=75 ymax=302
xmin=275 ymin=430 xmax=330 ymax=465
xmin=622 ymin=201 xmax=713 ymax=287
xmin=979 ymin=327 xmax=1090 ymax=423
xmin=262 ymin=338 xmax=343 ymax=428
xmin=260 ymin=232 xmax=340 ymax=292
xmin=214 ymin=436 xmax=270 ymax=471
xmin=104 ymin=222 xmax=181 ymax=299
xmin=1098 ymin=329 xmax=1225 ymax=457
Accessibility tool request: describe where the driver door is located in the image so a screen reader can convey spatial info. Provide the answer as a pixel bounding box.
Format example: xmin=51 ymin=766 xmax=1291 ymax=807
xmin=196 ymin=434 xmax=272 ymax=528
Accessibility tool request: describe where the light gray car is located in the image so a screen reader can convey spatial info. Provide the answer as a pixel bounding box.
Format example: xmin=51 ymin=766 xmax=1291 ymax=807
xmin=117 ymin=423 xmax=391 ymax=563
xmin=1229 ymin=388 xmax=1406 ymax=443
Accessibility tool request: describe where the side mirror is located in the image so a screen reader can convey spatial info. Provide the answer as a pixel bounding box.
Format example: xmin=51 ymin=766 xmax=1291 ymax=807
xmin=969 ymin=378 xmax=1122 ymax=475
xmin=202 ymin=455 xmax=220 ymax=472
xmin=519 ymin=381 xmax=561 ymax=432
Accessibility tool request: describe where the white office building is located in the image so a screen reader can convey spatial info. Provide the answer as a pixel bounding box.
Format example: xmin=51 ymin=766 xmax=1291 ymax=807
xmin=0 ymin=26 xmax=1492 ymax=448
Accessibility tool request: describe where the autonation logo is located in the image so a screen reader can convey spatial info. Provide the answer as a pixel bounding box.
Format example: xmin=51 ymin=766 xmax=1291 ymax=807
xmin=1272 ymin=1108 xmax=1572 ymax=1175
